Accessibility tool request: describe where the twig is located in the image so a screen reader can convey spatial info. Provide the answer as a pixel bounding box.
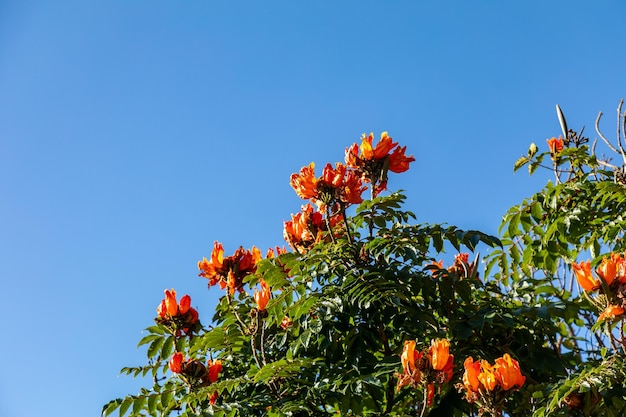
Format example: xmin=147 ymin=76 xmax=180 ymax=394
xmin=616 ymin=99 xmax=626 ymax=164
xmin=596 ymin=112 xmax=622 ymax=156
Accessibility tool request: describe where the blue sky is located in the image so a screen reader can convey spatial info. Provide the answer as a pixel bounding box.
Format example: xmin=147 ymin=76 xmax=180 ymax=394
xmin=1 ymin=1 xmax=625 ymax=416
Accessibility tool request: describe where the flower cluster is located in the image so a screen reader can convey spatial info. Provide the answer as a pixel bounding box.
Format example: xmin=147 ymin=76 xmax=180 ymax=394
xmin=345 ymin=132 xmax=415 ymax=196
xmin=283 ymin=204 xmax=326 ymax=254
xmin=459 ymin=354 xmax=525 ymax=414
xmin=431 ymin=253 xmax=478 ymax=280
xmin=155 ymin=289 xmax=200 ymax=336
xmin=198 ymin=242 xmax=262 ymax=294
xmin=572 ymin=252 xmax=626 ymax=324
xmin=169 ymin=352 xmax=223 ymax=405
xmin=290 ymin=162 xmax=366 ymax=211
xmin=397 ymin=339 xmax=454 ymax=406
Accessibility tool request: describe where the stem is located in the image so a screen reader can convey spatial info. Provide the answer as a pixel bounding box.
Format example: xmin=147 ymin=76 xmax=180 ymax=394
xmin=419 ymin=386 xmax=428 ymax=417
xmin=325 ymin=205 xmax=336 ymax=244
xmin=340 ymin=203 xmax=353 ymax=244
xmin=226 ymin=292 xmax=249 ymax=335
xmin=259 ymin=314 xmax=268 ymax=365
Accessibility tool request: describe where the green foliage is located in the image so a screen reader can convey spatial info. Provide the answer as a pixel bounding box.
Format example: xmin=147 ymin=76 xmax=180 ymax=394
xmin=107 ymin=104 xmax=626 ymax=416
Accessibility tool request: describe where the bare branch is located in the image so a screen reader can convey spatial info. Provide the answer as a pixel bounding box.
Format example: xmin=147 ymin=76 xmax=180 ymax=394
xmin=616 ymin=99 xmax=626 ymax=164
xmin=596 ymin=111 xmax=622 ymax=155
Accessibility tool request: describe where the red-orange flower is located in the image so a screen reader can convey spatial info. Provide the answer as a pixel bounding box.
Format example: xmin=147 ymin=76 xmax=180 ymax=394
xmin=429 ymin=339 xmax=451 ymax=371
xmin=345 ymin=132 xmax=415 ymax=196
xmin=572 ymin=260 xmax=600 ymax=291
xmin=169 ymin=352 xmax=183 ymax=373
xmin=157 ymin=289 xmax=195 ymax=318
xmin=461 ymin=354 xmax=525 ymax=404
xmin=207 ymin=360 xmax=222 ymax=384
xmin=494 ymin=353 xmax=526 ymax=391
xmin=284 ymin=204 xmax=325 ymax=254
xmin=401 ymin=340 xmax=418 ymax=374
xmin=198 ymin=242 xmax=262 ymax=294
xmin=430 ymin=260 xmax=444 ymax=276
xmin=254 ymin=278 xmax=271 ymax=311
xmin=290 ymin=162 xmax=366 ymax=209
xmin=547 ymin=136 xmax=564 ymax=154
xmin=596 ymin=253 xmax=622 ymax=286
xmin=597 ymin=305 xmax=625 ymax=323
xmin=164 ymin=288 xmax=178 ymax=316
xmin=179 ymin=294 xmax=191 ymax=315
xmin=388 ymin=145 xmax=415 ymax=173
xmin=426 ymin=382 xmax=435 ymax=406
xmin=290 ymin=162 xmax=318 ymax=200
xmin=266 ymin=246 xmax=288 ymax=258
xmin=155 ymin=289 xmax=199 ymax=335
xmin=477 ymin=360 xmax=497 ymax=391
xmin=462 ymin=357 xmax=481 ymax=393
xmin=360 ymin=132 xmax=398 ymax=160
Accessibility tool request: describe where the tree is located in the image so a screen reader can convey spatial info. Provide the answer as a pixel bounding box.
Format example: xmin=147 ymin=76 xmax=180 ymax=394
xmin=104 ymin=103 xmax=626 ymax=416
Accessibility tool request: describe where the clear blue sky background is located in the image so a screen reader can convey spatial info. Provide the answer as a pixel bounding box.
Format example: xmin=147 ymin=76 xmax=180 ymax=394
xmin=1 ymin=1 xmax=625 ymax=416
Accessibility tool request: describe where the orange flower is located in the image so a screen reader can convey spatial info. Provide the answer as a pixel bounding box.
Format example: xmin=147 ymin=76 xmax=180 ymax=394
xmin=290 ymin=162 xmax=318 ymax=200
xmin=169 ymin=352 xmax=183 ymax=373
xmin=359 ymin=132 xmax=398 ymax=160
xmin=388 ymin=145 xmax=416 ymax=173
xmin=254 ymin=278 xmax=271 ymax=311
xmin=455 ymin=253 xmax=469 ymax=264
xmin=477 ymin=360 xmax=497 ymax=391
xmin=572 ymin=260 xmax=600 ymax=291
xmin=426 ymin=382 xmax=435 ymax=406
xmin=198 ymin=242 xmax=262 ymax=293
xmin=290 ymin=162 xmax=365 ymax=209
xmin=164 ymin=289 xmax=178 ymax=316
xmin=266 ymin=246 xmax=288 ymax=258
xmin=430 ymin=260 xmax=444 ymax=276
xmin=198 ymin=242 xmax=226 ymax=288
xmin=179 ymin=294 xmax=191 ymax=315
xmin=157 ymin=289 xmax=194 ymax=318
xmin=597 ymin=253 xmax=621 ymax=286
xmin=547 ymin=136 xmax=564 ymax=154
xmin=342 ymin=169 xmax=366 ymax=204
xmin=617 ymin=253 xmax=626 ymax=283
xmin=345 ymin=143 xmax=360 ymax=167
xmin=440 ymin=355 xmax=455 ymax=383
xmin=345 ymin=132 xmax=414 ymax=196
xmin=283 ymin=204 xmax=325 ymax=253
xmin=156 ymin=300 xmax=167 ymax=318
xmin=429 ymin=339 xmax=451 ymax=371
xmin=207 ymin=360 xmax=222 ymax=384
xmin=462 ymin=357 xmax=481 ymax=392
xmin=401 ymin=340 xmax=418 ymax=374
xmin=597 ymin=305 xmax=625 ymax=323
xmin=494 ymin=354 xmax=525 ymax=391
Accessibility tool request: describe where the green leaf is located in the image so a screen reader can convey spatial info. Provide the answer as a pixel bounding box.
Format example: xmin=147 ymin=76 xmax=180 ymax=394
xmin=514 ymin=156 xmax=529 ymax=172
xmin=132 ymin=396 xmax=145 ymax=414
xmin=161 ymin=336 xmax=174 ymax=359
xmin=119 ymin=397 xmax=133 ymax=417
xmin=137 ymin=333 xmax=162 ymax=348
xmin=102 ymin=399 xmax=121 ymax=417
xmin=147 ymin=337 xmax=165 ymax=359
xmin=147 ymin=394 xmax=158 ymax=415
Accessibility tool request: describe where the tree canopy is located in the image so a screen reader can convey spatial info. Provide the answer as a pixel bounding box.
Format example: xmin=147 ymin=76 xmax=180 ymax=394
xmin=105 ymin=102 xmax=626 ymax=416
